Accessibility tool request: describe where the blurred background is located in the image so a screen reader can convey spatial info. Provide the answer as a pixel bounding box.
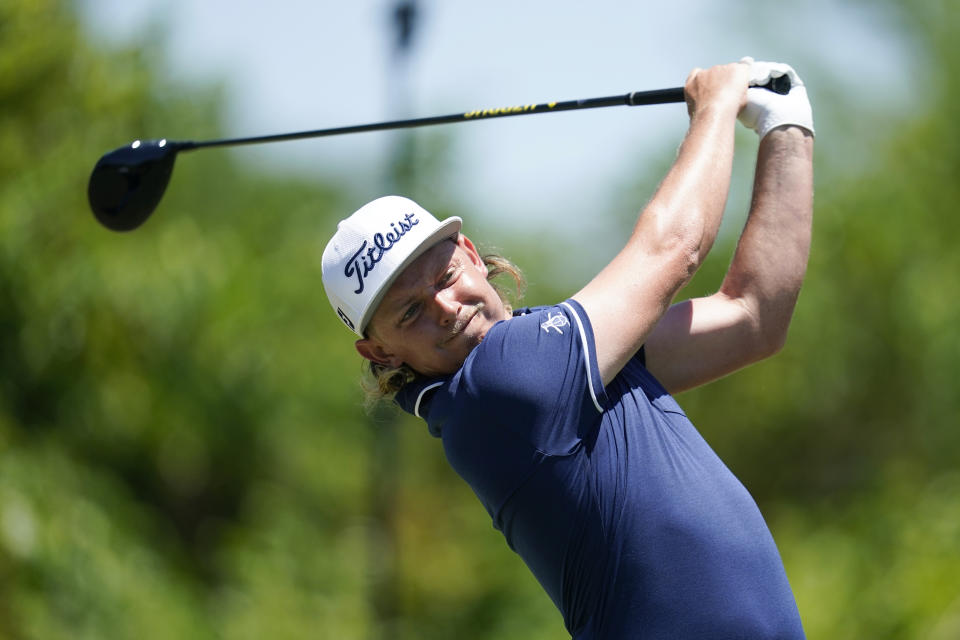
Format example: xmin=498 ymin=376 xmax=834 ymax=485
xmin=1 ymin=0 xmax=958 ymax=637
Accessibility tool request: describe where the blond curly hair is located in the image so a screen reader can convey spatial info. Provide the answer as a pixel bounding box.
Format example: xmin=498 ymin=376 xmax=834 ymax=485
xmin=361 ymin=252 xmax=525 ymax=407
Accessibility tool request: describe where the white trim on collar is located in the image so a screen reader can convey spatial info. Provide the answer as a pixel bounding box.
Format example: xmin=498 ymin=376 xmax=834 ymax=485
xmin=414 ymin=381 xmax=445 ymax=419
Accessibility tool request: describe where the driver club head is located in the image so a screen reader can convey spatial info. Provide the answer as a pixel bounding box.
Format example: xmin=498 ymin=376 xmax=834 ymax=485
xmin=88 ymin=139 xmax=182 ymax=232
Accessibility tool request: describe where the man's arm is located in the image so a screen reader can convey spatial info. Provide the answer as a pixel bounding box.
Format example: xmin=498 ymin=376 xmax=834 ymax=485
xmin=644 ymin=124 xmax=814 ymax=393
xmin=572 ymin=62 xmax=750 ymax=386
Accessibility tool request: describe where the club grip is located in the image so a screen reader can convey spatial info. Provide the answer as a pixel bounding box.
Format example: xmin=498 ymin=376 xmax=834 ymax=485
xmin=626 ymin=74 xmax=791 ymax=106
xmin=764 ymin=74 xmax=792 ymax=95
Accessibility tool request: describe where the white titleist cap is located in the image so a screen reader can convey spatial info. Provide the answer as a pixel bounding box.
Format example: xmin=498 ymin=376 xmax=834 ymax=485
xmin=321 ymin=196 xmax=462 ymax=337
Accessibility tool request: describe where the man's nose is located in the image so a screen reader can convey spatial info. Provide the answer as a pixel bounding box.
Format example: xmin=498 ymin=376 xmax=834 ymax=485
xmin=431 ymin=288 xmax=460 ymax=325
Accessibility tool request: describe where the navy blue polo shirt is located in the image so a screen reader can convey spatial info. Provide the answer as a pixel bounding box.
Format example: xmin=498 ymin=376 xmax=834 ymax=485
xmin=396 ymin=299 xmax=805 ymax=639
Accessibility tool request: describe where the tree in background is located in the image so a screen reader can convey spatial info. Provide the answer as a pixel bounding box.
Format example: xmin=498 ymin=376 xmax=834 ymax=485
xmin=0 ymin=0 xmax=371 ymax=637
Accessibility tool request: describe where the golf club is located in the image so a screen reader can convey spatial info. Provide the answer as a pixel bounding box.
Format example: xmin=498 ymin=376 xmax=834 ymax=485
xmin=88 ymin=76 xmax=790 ymax=232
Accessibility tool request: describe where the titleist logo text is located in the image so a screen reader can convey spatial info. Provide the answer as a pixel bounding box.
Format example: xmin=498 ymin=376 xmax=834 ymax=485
xmin=344 ymin=212 xmax=420 ymax=294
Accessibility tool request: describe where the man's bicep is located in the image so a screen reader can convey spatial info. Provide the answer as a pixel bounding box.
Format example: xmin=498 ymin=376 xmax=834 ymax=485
xmin=572 ymin=248 xmax=689 ymax=387
xmin=644 ymin=292 xmax=769 ymax=394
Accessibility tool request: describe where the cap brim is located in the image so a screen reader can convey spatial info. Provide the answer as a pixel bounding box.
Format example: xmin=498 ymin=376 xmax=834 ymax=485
xmin=354 ymin=216 xmax=462 ymax=336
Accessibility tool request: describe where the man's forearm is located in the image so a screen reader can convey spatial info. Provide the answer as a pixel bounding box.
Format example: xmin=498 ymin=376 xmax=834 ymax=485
xmin=573 ymin=62 xmax=750 ymax=386
xmin=720 ymin=126 xmax=814 ymax=350
xmin=634 ymin=102 xmax=739 ymax=271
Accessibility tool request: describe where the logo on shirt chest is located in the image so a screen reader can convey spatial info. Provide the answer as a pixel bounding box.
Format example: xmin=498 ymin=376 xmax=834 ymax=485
xmin=541 ymin=312 xmax=569 ymax=334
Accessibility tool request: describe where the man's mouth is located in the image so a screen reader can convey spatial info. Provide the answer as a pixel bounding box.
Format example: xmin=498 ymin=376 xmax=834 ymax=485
xmin=443 ymin=303 xmax=484 ymax=344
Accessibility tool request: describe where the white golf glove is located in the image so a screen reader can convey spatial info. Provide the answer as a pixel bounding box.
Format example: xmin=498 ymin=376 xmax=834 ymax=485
xmin=738 ymin=56 xmax=815 ymax=139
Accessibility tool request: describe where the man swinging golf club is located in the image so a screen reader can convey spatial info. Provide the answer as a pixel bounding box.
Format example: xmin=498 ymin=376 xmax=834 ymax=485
xmin=322 ymin=58 xmax=814 ymax=639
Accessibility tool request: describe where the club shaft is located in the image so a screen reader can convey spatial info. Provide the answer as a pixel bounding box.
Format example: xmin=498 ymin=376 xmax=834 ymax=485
xmin=181 ymin=87 xmax=685 ymax=152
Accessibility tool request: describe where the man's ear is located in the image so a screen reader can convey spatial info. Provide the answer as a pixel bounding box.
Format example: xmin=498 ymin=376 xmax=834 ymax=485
xmin=355 ymin=338 xmax=402 ymax=368
xmin=457 ymin=233 xmax=487 ymax=275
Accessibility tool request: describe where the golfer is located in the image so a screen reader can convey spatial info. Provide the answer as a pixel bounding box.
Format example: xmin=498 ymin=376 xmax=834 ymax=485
xmin=322 ymin=58 xmax=814 ymax=639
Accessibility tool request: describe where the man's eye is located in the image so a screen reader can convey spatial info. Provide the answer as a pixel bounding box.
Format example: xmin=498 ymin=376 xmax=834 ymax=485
xmin=401 ymin=303 xmax=420 ymax=323
xmin=440 ymin=267 xmax=458 ymax=285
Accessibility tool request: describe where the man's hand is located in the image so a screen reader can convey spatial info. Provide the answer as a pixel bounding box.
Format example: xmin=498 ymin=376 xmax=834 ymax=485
xmin=683 ymin=61 xmax=751 ymax=119
xmin=737 ymin=57 xmax=815 ymax=139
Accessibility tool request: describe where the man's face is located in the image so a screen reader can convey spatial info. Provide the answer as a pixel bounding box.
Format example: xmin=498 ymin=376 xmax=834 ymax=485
xmin=355 ymin=235 xmax=511 ymax=377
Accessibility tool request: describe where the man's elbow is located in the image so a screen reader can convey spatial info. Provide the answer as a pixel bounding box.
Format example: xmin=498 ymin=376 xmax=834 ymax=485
xmin=639 ymin=205 xmax=711 ymax=280
xmin=734 ymin=298 xmax=794 ymax=363
xmin=757 ymin=326 xmax=789 ymax=360
xmin=751 ymin=314 xmax=795 ymax=362
xmin=726 ymin=286 xmax=801 ymax=363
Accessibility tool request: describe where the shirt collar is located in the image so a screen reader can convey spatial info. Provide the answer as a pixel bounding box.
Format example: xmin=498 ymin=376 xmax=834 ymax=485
xmin=392 ymin=307 xmax=533 ymax=431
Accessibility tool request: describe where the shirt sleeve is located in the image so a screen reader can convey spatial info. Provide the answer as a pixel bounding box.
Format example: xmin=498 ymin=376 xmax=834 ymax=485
xmin=455 ymin=299 xmax=607 ymax=455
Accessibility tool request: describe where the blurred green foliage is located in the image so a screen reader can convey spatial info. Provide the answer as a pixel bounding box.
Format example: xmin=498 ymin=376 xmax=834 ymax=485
xmin=0 ymin=0 xmax=958 ymax=638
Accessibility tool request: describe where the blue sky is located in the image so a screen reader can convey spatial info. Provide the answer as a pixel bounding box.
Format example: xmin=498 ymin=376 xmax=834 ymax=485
xmin=79 ymin=0 xmax=916 ymax=241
